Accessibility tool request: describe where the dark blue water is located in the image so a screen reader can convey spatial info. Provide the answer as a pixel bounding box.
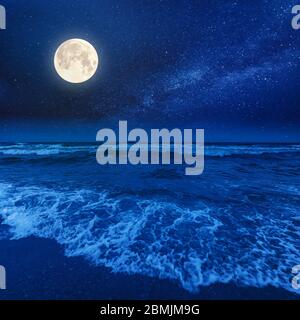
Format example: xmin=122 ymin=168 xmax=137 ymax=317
xmin=0 ymin=143 xmax=299 ymax=294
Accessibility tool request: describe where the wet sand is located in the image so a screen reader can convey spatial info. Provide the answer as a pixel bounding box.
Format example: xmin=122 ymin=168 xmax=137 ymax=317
xmin=0 ymin=237 xmax=298 ymax=300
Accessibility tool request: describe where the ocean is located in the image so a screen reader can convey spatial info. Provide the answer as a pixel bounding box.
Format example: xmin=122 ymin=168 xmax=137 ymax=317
xmin=0 ymin=143 xmax=299 ymax=298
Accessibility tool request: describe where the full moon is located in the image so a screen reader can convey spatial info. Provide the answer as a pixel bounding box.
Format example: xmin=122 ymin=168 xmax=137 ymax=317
xmin=54 ymin=39 xmax=99 ymax=83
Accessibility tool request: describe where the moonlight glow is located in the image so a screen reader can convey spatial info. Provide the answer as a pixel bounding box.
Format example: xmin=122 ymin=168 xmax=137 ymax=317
xmin=54 ymin=39 xmax=99 ymax=84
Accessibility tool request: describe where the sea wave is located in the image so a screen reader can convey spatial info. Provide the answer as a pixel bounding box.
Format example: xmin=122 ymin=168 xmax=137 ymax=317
xmin=0 ymin=182 xmax=299 ymax=293
xmin=205 ymin=145 xmax=300 ymax=157
xmin=0 ymin=144 xmax=95 ymax=156
xmin=0 ymin=143 xmax=300 ymax=157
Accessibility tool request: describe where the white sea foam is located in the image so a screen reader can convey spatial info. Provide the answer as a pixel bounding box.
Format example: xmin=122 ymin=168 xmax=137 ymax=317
xmin=0 ymin=144 xmax=95 ymax=156
xmin=0 ymin=182 xmax=299 ymax=293
xmin=205 ymin=145 xmax=300 ymax=157
xmin=0 ymin=143 xmax=300 ymax=157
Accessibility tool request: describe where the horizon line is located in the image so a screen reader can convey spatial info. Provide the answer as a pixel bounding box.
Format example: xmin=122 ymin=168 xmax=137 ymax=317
xmin=0 ymin=141 xmax=299 ymax=144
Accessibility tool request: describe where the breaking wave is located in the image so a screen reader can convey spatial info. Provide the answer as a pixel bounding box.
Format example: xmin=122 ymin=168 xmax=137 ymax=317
xmin=0 ymin=143 xmax=300 ymax=157
xmin=0 ymin=144 xmax=95 ymax=156
xmin=0 ymin=181 xmax=299 ymax=293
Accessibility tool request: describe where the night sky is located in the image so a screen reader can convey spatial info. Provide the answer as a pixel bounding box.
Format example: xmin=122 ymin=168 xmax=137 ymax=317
xmin=0 ymin=0 xmax=299 ymax=142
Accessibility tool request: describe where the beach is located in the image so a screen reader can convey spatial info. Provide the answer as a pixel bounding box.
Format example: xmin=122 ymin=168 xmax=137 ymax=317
xmin=0 ymin=143 xmax=300 ymax=299
xmin=0 ymin=237 xmax=299 ymax=300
